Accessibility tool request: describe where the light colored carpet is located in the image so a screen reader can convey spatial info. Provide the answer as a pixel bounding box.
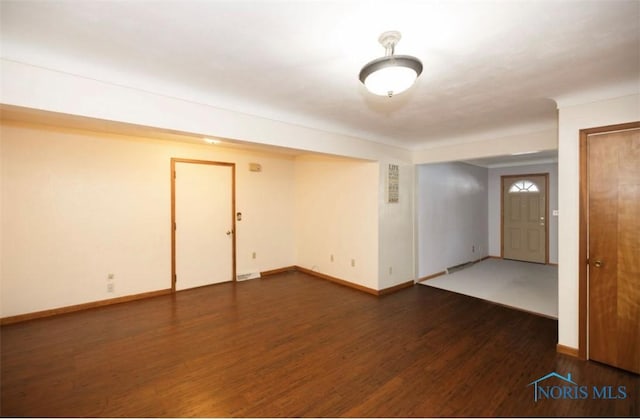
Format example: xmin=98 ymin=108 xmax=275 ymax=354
xmin=419 ymin=258 xmax=558 ymax=318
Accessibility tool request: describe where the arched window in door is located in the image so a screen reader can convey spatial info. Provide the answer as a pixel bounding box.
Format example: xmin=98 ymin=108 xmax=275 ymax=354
xmin=508 ymin=179 xmax=540 ymax=193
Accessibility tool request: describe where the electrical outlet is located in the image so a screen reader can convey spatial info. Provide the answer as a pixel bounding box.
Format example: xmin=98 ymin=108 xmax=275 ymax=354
xmin=351 ymin=259 xmax=356 ymax=267
xmin=389 ymin=266 xmax=393 ymax=275
xmin=330 ymin=254 xmax=334 ymax=262
xmin=472 ymin=245 xmax=475 ymax=253
xmin=252 ymin=252 xmax=256 ymax=259
xmin=107 ymin=283 xmax=114 ymax=293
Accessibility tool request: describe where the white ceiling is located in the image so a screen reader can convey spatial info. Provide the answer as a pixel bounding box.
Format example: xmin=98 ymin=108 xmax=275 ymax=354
xmin=1 ymin=0 xmax=639 ymax=150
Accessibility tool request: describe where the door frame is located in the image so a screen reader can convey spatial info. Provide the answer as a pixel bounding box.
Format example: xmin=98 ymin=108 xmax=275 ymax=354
xmin=500 ymin=173 xmax=549 ymax=264
xmin=578 ymin=121 xmax=640 ymax=360
xmin=170 ymin=158 xmax=236 ymax=292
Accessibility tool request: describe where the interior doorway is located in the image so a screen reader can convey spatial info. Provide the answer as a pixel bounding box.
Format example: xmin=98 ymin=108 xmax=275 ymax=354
xmin=171 ymin=158 xmax=236 ymax=291
xmin=501 ymin=173 xmax=549 ymax=264
xmin=579 ymin=122 xmax=639 ymax=374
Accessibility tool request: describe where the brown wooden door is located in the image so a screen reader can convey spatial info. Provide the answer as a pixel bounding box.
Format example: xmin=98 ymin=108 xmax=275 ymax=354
xmin=502 ymin=174 xmax=547 ymax=263
xmin=588 ymin=127 xmax=640 ymax=374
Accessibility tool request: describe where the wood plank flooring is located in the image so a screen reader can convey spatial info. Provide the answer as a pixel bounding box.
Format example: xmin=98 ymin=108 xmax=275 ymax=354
xmin=1 ymin=272 xmax=638 ymax=417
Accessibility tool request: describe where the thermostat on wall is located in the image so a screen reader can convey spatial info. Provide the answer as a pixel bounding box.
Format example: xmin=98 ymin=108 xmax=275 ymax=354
xmin=249 ymin=163 xmax=262 ymax=172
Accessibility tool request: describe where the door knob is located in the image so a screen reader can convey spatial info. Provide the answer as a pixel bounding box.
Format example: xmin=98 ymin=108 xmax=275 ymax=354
xmin=593 ymin=260 xmax=603 ymax=268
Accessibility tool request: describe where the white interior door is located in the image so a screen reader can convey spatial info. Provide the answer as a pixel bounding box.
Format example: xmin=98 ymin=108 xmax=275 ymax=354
xmin=174 ymin=161 xmax=234 ymax=291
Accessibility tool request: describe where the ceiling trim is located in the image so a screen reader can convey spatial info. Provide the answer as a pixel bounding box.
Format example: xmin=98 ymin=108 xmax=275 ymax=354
xmin=463 ymin=157 xmax=557 ymax=169
xmin=410 ymin=119 xmax=558 ymax=152
xmin=553 ymin=79 xmax=640 ymax=109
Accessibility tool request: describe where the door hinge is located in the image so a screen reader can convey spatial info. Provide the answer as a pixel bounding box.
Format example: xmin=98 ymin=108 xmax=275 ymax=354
xmin=174 ymin=222 xmax=176 ymax=230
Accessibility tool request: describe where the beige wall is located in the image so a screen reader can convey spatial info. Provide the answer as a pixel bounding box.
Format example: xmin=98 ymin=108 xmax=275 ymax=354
xmin=0 ymin=123 xmax=296 ymax=317
xmin=1 ymin=122 xmax=413 ymax=318
xmin=294 ymin=155 xmax=379 ymax=290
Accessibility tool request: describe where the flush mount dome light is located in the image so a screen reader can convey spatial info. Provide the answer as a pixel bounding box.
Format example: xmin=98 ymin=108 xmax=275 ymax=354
xmin=359 ymin=31 xmax=422 ymax=97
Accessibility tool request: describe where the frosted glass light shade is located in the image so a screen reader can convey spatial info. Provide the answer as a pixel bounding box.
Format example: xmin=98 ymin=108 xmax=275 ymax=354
xmin=359 ymin=55 xmax=423 ymax=97
xmin=364 ymin=65 xmax=418 ymax=96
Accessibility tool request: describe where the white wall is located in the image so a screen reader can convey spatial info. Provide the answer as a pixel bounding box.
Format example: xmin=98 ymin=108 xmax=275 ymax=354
xmin=417 ymin=162 xmax=488 ymax=278
xmin=294 ymin=155 xmax=379 ymax=290
xmin=556 ymin=93 xmax=640 ymax=349
xmin=0 ymin=122 xmax=296 ymax=317
xmin=378 ymin=162 xmax=415 ymax=289
xmin=488 ymin=163 xmax=558 ymax=263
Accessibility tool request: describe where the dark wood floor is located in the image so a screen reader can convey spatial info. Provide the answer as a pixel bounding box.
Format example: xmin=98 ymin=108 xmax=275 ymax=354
xmin=1 ymin=272 xmax=638 ymax=417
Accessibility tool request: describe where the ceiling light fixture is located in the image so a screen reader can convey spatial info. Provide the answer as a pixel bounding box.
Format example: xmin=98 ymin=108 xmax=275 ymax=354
xmin=359 ymin=31 xmax=423 ymax=97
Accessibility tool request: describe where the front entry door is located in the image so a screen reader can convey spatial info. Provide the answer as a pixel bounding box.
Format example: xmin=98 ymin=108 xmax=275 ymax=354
xmin=172 ymin=159 xmax=235 ymax=291
xmin=587 ymin=127 xmax=639 ymax=374
xmin=502 ymin=174 xmax=547 ymax=263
